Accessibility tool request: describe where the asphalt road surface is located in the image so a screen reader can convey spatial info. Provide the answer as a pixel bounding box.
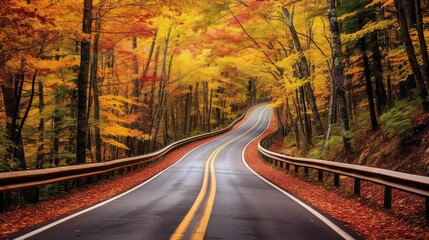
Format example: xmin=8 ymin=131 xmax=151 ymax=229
xmin=12 ymin=105 xmax=356 ymax=240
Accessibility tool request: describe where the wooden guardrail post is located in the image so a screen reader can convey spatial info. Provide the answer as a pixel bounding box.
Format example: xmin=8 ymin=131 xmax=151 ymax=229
xmin=304 ymin=167 xmax=309 ymax=178
xmin=384 ymin=186 xmax=392 ymax=209
xmin=29 ymin=187 xmax=40 ymax=203
xmin=425 ymin=197 xmax=429 ymax=220
xmin=77 ymin=178 xmax=86 ymax=188
xmin=334 ymin=173 xmax=340 ymax=187
xmin=318 ymin=170 xmax=323 ymax=182
xmin=354 ymin=178 xmax=361 ymax=196
xmin=0 ymin=192 xmax=4 ymax=212
xmin=258 ymin=133 xmax=429 ymax=220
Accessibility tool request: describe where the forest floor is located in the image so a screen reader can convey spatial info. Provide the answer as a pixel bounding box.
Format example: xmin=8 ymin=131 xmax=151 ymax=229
xmin=339 ymin=108 xmax=429 ymax=177
xmin=1 ymin=105 xmax=428 ymax=239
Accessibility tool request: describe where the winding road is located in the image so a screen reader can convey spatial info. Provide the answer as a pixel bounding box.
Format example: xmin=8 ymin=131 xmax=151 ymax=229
xmin=12 ymin=105 xmax=355 ymax=240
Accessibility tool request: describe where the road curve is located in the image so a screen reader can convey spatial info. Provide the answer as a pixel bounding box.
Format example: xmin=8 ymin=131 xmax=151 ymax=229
xmin=12 ymin=105 xmax=355 ymax=240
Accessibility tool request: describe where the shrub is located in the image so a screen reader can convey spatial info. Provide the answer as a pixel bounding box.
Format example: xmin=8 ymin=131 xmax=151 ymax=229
xmin=379 ymin=97 xmax=419 ymax=141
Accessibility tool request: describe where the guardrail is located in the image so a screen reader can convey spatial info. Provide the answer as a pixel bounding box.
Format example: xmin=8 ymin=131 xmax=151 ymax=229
xmin=258 ymin=129 xmax=429 ymax=220
xmin=0 ymin=107 xmax=249 ymax=211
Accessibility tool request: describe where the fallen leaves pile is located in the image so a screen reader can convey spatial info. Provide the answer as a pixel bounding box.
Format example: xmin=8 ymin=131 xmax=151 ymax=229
xmin=244 ymin=112 xmax=429 ymax=239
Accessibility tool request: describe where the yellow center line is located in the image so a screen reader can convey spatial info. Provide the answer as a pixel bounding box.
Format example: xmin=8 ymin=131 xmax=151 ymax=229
xmin=171 ymin=108 xmax=268 ymax=240
xmin=170 ymin=156 xmax=211 ymax=240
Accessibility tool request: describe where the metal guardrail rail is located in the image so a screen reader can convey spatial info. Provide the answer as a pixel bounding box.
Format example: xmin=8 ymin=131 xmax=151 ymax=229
xmin=258 ymin=129 xmax=429 ymax=220
xmin=0 ymin=107 xmax=249 ymax=211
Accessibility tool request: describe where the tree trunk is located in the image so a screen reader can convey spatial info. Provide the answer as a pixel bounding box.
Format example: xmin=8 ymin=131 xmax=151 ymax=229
xmin=299 ymin=87 xmax=312 ymax=145
xmin=52 ymin=93 xmax=61 ymax=166
xmin=141 ymin=30 xmax=158 ymax=88
xmin=170 ymin=103 xmax=177 ymax=140
xmin=328 ymin=0 xmax=352 ymax=151
xmin=403 ymin=0 xmax=417 ymax=28
xmin=127 ymin=34 xmax=139 ymax=155
xmin=286 ymin=96 xmax=300 ymax=150
xmin=149 ymin=46 xmax=160 ymax=120
xmin=36 ymin=81 xmax=44 ymax=168
xmin=2 ymin=73 xmax=26 ymax=170
xmin=360 ymin=37 xmax=379 ymax=130
xmin=415 ymin=0 xmax=429 ymax=89
xmin=17 ymin=71 xmax=38 ymax=164
xmin=394 ymin=0 xmax=429 ymax=111
xmin=131 ymin=36 xmax=139 ymax=115
xmin=249 ymin=76 xmax=257 ymax=104
xmin=282 ymin=6 xmax=324 ymax=135
xmin=163 ymin=106 xmax=168 ymax=146
xmin=386 ymin=61 xmax=394 ymax=108
xmin=194 ymin=82 xmax=202 ymax=131
xmin=293 ymin=92 xmax=307 ymax=151
xmin=325 ymin=75 xmax=336 ymax=146
xmin=151 ymin=28 xmax=171 ymax=151
xmin=185 ymin=85 xmax=193 ymax=137
xmin=91 ymin=15 xmax=101 ymax=162
xmin=371 ymin=34 xmax=387 ymax=115
xmin=203 ymin=81 xmax=209 ymax=132
xmin=76 ymin=0 xmax=93 ymax=164
xmin=208 ymin=88 xmax=213 ymax=132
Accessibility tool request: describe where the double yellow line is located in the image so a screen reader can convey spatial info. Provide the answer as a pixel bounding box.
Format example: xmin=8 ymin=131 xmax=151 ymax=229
xmin=170 ymin=108 xmax=268 ymax=240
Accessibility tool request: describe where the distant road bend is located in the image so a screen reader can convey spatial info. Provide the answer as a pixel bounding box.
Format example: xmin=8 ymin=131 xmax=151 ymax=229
xmin=13 ymin=105 xmax=355 ymax=240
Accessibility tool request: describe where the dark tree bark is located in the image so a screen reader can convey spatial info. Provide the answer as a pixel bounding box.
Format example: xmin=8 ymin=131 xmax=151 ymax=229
xmin=370 ymin=34 xmax=388 ymax=115
xmin=286 ymin=98 xmax=300 ymax=150
xmin=170 ymin=103 xmax=177 ymax=140
xmin=293 ymin=92 xmax=307 ymax=151
xmin=2 ymin=73 xmax=26 ymax=170
xmin=415 ymin=0 xmax=429 ymax=89
xmin=299 ymin=86 xmax=312 ymax=146
xmin=249 ymin=76 xmax=257 ymax=104
xmin=203 ymin=81 xmax=209 ymax=132
xmin=185 ymin=85 xmax=193 ymax=137
xmin=130 ymin=36 xmax=140 ymax=115
xmin=149 ymin=46 xmax=160 ymax=119
xmin=52 ymin=93 xmax=62 ymax=166
xmin=163 ymin=106 xmax=168 ymax=146
xmin=394 ymin=0 xmax=429 ymax=111
xmin=151 ymin=28 xmax=171 ymax=151
xmin=282 ymin=6 xmax=324 ymax=136
xmin=76 ymin=0 xmax=93 ymax=164
xmin=36 ymin=81 xmax=44 ymax=168
xmin=359 ymin=37 xmax=379 ymax=130
xmin=208 ymin=88 xmax=213 ymax=132
xmin=139 ymin=30 xmax=157 ymax=93
xmin=403 ymin=0 xmax=417 ymax=28
xmin=17 ymin=71 xmax=37 ymax=152
xmin=127 ymin=33 xmax=139 ymax=155
xmin=328 ymin=0 xmax=352 ymax=151
xmin=91 ymin=15 xmax=101 ymax=162
xmin=194 ymin=82 xmax=203 ymax=131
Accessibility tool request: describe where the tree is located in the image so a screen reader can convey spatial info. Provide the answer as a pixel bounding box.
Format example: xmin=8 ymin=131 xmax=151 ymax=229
xmin=282 ymin=5 xmax=324 ymax=136
xmin=76 ymin=0 xmax=93 ymax=164
xmin=328 ymin=0 xmax=352 ymax=151
xmin=394 ymin=0 xmax=429 ymax=111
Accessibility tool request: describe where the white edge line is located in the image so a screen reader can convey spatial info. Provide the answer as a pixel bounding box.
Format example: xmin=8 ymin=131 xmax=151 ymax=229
xmin=241 ymin=107 xmax=355 ymax=240
xmin=15 ymin=108 xmax=262 ymax=240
